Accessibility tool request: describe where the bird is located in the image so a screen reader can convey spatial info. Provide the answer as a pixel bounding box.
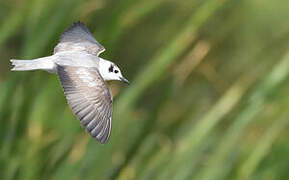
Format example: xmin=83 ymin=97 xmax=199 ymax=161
xmin=10 ymin=21 xmax=129 ymax=144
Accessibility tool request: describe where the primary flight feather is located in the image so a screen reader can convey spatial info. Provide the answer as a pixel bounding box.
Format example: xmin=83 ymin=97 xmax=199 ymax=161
xmin=10 ymin=21 xmax=129 ymax=144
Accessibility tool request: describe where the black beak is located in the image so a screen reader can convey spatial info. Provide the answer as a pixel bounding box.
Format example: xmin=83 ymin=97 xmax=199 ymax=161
xmin=120 ymin=77 xmax=130 ymax=84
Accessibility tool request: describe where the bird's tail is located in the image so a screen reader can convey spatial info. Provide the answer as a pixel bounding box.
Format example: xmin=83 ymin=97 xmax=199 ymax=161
xmin=10 ymin=59 xmax=38 ymax=71
xmin=10 ymin=56 xmax=55 ymax=72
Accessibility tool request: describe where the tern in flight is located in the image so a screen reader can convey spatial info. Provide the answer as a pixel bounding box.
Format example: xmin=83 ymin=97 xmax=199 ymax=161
xmin=10 ymin=21 xmax=129 ymax=144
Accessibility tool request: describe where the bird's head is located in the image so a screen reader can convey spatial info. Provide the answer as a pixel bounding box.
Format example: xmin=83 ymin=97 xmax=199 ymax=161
xmin=99 ymin=58 xmax=129 ymax=84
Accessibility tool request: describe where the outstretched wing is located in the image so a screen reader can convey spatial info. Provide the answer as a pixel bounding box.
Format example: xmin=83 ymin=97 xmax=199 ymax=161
xmin=57 ymin=65 xmax=112 ymax=144
xmin=54 ymin=21 xmax=105 ymax=56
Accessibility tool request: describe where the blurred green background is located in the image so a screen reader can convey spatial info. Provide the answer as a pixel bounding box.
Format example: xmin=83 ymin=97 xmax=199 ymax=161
xmin=1 ymin=0 xmax=289 ymax=179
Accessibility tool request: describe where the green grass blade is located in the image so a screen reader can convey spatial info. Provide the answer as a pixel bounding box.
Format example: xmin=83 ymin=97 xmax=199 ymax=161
xmin=195 ymin=50 xmax=289 ymax=180
xmin=237 ymin=113 xmax=289 ymax=180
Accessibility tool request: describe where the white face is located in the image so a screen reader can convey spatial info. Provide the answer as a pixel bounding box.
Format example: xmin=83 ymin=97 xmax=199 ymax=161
xmin=98 ymin=58 xmax=129 ymax=83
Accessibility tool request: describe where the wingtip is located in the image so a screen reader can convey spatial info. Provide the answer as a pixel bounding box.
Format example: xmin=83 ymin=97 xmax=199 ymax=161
xmin=91 ymin=117 xmax=111 ymax=144
xmin=99 ymin=139 xmax=108 ymax=144
xmin=65 ymin=21 xmax=89 ymax=33
xmin=94 ymin=131 xmax=110 ymax=144
xmin=69 ymin=21 xmax=85 ymax=29
xmin=98 ymin=136 xmax=110 ymax=144
xmin=98 ymin=119 xmax=111 ymax=144
xmin=72 ymin=21 xmax=85 ymax=26
xmin=60 ymin=21 xmax=91 ymax=42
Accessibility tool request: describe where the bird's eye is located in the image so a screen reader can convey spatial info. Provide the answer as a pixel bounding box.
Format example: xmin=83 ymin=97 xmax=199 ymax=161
xmin=114 ymin=70 xmax=119 ymax=73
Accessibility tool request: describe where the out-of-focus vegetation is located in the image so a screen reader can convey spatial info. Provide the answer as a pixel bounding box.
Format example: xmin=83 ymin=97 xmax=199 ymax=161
xmin=1 ymin=0 xmax=289 ymax=179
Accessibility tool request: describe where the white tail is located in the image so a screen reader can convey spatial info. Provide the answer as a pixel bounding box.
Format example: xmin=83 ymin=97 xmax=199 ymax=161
xmin=10 ymin=56 xmax=56 ymax=73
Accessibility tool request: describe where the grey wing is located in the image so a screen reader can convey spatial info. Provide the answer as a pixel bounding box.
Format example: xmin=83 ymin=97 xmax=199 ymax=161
xmin=54 ymin=21 xmax=105 ymax=56
xmin=57 ymin=65 xmax=112 ymax=144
